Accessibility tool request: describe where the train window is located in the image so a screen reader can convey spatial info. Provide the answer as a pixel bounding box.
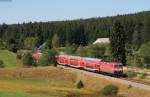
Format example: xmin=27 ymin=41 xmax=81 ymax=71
xmin=115 ymin=64 xmax=122 ymax=68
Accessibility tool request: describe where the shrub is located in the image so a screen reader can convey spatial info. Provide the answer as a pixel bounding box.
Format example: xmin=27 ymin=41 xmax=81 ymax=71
xmin=0 ymin=38 xmax=6 ymax=50
xmin=134 ymin=55 xmax=144 ymax=68
xmin=126 ymin=70 xmax=137 ymax=78
xmin=128 ymin=85 xmax=132 ymax=89
xmin=76 ymin=80 xmax=84 ymax=89
xmin=16 ymin=52 xmax=22 ymax=60
xmin=139 ymin=73 xmax=148 ymax=79
xmin=136 ymin=42 xmax=150 ymax=68
xmin=75 ymin=46 xmax=88 ymax=57
xmin=37 ymin=57 xmax=49 ymax=66
xmin=100 ymin=84 xmax=119 ymax=96
xmin=66 ymin=44 xmax=78 ymax=54
xmin=65 ymin=93 xmax=79 ymax=97
xmin=17 ymin=54 xmax=22 ymax=60
xmin=22 ymin=52 xmax=36 ymax=67
xmin=87 ymin=44 xmax=106 ymax=58
xmin=0 ymin=60 xmax=4 ymax=68
xmin=75 ymin=44 xmax=109 ymax=59
xmin=43 ymin=48 xmax=58 ymax=67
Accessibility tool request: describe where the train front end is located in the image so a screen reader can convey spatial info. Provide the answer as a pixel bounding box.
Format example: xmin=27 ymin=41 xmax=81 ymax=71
xmin=114 ymin=63 xmax=123 ymax=75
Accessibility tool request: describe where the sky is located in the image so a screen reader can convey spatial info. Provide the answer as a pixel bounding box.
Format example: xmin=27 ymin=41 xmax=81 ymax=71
xmin=0 ymin=0 xmax=150 ymax=24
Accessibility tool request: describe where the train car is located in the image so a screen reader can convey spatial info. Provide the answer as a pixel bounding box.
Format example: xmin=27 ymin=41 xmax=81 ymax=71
xmin=81 ymin=57 xmax=102 ymax=72
xmin=67 ymin=56 xmax=82 ymax=68
xmin=100 ymin=62 xmax=123 ymax=74
xmin=56 ymin=55 xmax=69 ymax=65
xmin=56 ymin=55 xmax=123 ymax=75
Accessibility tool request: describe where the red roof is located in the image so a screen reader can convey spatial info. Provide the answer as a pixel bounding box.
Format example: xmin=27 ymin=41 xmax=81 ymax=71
xmin=32 ymin=53 xmax=43 ymax=60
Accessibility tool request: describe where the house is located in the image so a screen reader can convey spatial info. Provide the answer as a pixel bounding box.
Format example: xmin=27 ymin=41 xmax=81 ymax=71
xmin=93 ymin=38 xmax=110 ymax=44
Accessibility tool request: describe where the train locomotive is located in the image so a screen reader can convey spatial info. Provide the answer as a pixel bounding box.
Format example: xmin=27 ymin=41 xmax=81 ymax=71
xmin=56 ymin=55 xmax=123 ymax=75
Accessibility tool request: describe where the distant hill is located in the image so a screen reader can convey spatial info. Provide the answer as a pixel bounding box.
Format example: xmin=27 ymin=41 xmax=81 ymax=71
xmin=0 ymin=50 xmax=16 ymax=67
xmin=0 ymin=11 xmax=150 ymax=51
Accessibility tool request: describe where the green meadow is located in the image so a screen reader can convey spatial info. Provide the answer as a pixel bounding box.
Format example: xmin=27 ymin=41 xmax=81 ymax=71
xmin=0 ymin=50 xmax=16 ymax=68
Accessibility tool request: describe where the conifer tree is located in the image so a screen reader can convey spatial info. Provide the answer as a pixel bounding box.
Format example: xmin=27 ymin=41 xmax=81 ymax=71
xmin=142 ymin=16 xmax=150 ymax=43
xmin=110 ymin=20 xmax=126 ymax=65
xmin=132 ymin=22 xmax=142 ymax=51
xmin=52 ymin=34 xmax=60 ymax=48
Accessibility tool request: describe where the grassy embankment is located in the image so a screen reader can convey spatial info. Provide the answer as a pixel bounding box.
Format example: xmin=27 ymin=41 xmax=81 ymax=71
xmin=0 ymin=50 xmax=16 ymax=68
xmin=124 ymin=67 xmax=150 ymax=83
xmin=0 ymin=91 xmax=52 ymax=97
xmin=0 ymin=67 xmax=97 ymax=97
xmin=0 ymin=67 xmax=149 ymax=97
xmin=0 ymin=50 xmax=150 ymax=97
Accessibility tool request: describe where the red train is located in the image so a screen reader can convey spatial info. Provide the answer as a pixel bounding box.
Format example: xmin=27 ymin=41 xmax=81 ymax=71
xmin=56 ymin=55 xmax=123 ymax=75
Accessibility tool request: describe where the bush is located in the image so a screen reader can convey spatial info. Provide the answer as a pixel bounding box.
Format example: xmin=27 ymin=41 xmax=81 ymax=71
xmin=17 ymin=54 xmax=22 ymax=60
xmin=87 ymin=44 xmax=106 ymax=58
xmin=128 ymin=85 xmax=132 ymax=89
xmin=16 ymin=52 xmax=22 ymax=60
xmin=0 ymin=38 xmax=6 ymax=50
xmin=66 ymin=44 xmax=78 ymax=54
xmin=126 ymin=70 xmax=137 ymax=78
xmin=65 ymin=93 xmax=79 ymax=97
xmin=76 ymin=80 xmax=84 ymax=89
xmin=43 ymin=48 xmax=58 ymax=67
xmin=22 ymin=52 xmax=36 ymax=67
xmin=100 ymin=84 xmax=119 ymax=96
xmin=0 ymin=60 xmax=4 ymax=68
xmin=139 ymin=73 xmax=148 ymax=79
xmin=136 ymin=42 xmax=150 ymax=68
xmin=37 ymin=57 xmax=49 ymax=66
xmin=75 ymin=44 xmax=109 ymax=59
xmin=75 ymin=46 xmax=88 ymax=57
xmin=134 ymin=55 xmax=144 ymax=68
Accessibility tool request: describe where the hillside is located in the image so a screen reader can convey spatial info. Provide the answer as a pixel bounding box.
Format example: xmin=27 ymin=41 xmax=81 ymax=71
xmin=0 ymin=50 xmax=16 ymax=68
xmin=0 ymin=67 xmax=149 ymax=97
xmin=0 ymin=11 xmax=150 ymax=51
xmin=0 ymin=11 xmax=150 ymax=68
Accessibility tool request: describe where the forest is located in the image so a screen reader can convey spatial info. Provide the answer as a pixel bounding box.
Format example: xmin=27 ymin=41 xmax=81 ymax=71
xmin=0 ymin=11 xmax=150 ymax=67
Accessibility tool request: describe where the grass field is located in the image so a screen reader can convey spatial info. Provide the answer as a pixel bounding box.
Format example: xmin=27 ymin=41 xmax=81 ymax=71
xmin=0 ymin=91 xmax=53 ymax=97
xmin=0 ymin=67 xmax=100 ymax=97
xmin=124 ymin=67 xmax=150 ymax=83
xmin=0 ymin=67 xmax=149 ymax=97
xmin=0 ymin=50 xmax=16 ymax=68
xmin=79 ymin=72 xmax=150 ymax=97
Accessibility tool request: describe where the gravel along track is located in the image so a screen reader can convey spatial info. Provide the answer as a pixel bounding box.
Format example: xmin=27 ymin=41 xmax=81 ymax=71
xmin=58 ymin=65 xmax=150 ymax=91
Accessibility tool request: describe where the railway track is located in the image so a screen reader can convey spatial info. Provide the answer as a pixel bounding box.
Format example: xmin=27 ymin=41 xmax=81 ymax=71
xmin=58 ymin=65 xmax=150 ymax=91
xmin=122 ymin=78 xmax=150 ymax=86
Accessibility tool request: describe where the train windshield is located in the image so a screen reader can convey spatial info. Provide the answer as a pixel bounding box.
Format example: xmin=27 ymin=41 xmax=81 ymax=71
xmin=115 ymin=64 xmax=122 ymax=68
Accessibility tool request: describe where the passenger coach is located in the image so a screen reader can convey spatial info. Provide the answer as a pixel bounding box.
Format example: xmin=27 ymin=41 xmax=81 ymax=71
xmin=56 ymin=55 xmax=123 ymax=75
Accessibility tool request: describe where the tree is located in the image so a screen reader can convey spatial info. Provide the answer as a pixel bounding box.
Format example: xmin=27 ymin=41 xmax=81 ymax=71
xmin=100 ymin=84 xmax=119 ymax=96
xmin=0 ymin=38 xmax=6 ymax=49
xmin=16 ymin=51 xmax=22 ymax=60
xmin=0 ymin=60 xmax=4 ymax=68
xmin=45 ymin=39 xmax=52 ymax=49
xmin=52 ymin=34 xmax=60 ymax=48
xmin=43 ymin=48 xmax=58 ymax=67
xmin=142 ymin=16 xmax=150 ymax=43
xmin=66 ymin=44 xmax=78 ymax=54
xmin=110 ymin=20 xmax=126 ymax=65
xmin=24 ymin=37 xmax=38 ymax=49
xmin=22 ymin=52 xmax=36 ymax=66
xmin=138 ymin=42 xmax=150 ymax=68
xmin=87 ymin=44 xmax=106 ymax=58
xmin=0 ymin=23 xmax=8 ymax=38
xmin=0 ymin=11 xmax=150 ymax=56
xmin=71 ymin=24 xmax=87 ymax=46
xmin=132 ymin=22 xmax=142 ymax=51
xmin=76 ymin=80 xmax=84 ymax=89
xmin=75 ymin=46 xmax=88 ymax=57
